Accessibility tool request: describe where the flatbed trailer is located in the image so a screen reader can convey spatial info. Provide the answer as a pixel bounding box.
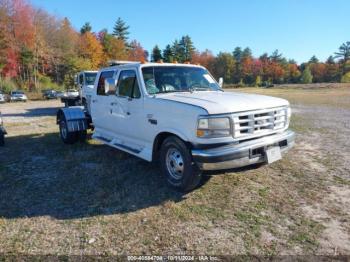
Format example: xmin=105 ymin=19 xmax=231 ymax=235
xmin=61 ymin=96 xmax=80 ymax=107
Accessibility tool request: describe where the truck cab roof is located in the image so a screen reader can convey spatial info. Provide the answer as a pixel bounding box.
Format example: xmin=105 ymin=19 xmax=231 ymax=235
xmin=99 ymin=62 xmax=205 ymax=72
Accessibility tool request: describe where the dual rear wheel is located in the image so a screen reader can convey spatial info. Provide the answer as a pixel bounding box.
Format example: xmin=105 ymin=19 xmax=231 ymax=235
xmin=59 ymin=120 xmax=86 ymax=144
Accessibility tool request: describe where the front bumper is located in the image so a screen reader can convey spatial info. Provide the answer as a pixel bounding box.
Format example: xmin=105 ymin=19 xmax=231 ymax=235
xmin=11 ymin=97 xmax=26 ymax=101
xmin=192 ymin=130 xmax=295 ymax=171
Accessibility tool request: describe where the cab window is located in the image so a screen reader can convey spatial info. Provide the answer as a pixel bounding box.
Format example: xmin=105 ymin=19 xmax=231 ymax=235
xmin=97 ymin=71 xmax=115 ymax=96
xmin=117 ymin=70 xmax=141 ymax=98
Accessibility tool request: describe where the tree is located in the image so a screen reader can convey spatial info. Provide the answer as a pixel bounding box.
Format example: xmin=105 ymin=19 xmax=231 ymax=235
xmin=233 ymin=47 xmax=243 ymax=62
xmin=335 ymin=41 xmax=350 ymax=63
xmin=335 ymin=41 xmax=350 ymax=74
xmin=254 ymin=75 xmax=262 ymax=87
xmin=270 ymin=49 xmax=283 ymax=63
xmin=80 ymin=22 xmax=92 ymax=34
xmin=128 ymin=40 xmax=147 ymax=62
xmin=151 ymin=45 xmax=162 ymax=62
xmin=191 ymin=49 xmax=215 ymax=69
xmin=309 ymin=63 xmax=326 ymax=83
xmin=341 ymin=72 xmax=350 ymax=83
xmin=212 ymin=52 xmax=235 ymax=83
xmin=309 ymin=55 xmax=319 ymax=63
xmin=326 ymin=56 xmax=335 ymax=64
xmin=172 ymin=40 xmax=183 ymax=62
xmin=300 ymin=66 xmax=313 ymax=83
xmin=163 ymin=44 xmax=174 ymax=62
xmin=179 ymin=35 xmax=195 ymax=62
xmin=112 ymin=17 xmax=130 ymax=43
xmin=324 ymin=59 xmax=339 ymax=82
xmin=285 ymin=63 xmax=301 ymax=83
xmin=78 ymin=32 xmax=103 ymax=69
xmin=242 ymin=47 xmax=252 ymax=59
xmin=98 ymin=30 xmax=128 ymax=61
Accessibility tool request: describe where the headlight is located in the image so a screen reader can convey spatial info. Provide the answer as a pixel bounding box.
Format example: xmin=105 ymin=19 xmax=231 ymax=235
xmin=197 ymin=117 xmax=231 ymax=138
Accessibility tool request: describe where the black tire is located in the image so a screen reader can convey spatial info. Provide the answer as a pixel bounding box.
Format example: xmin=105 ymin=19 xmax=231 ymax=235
xmin=160 ymin=136 xmax=201 ymax=192
xmin=0 ymin=131 xmax=4 ymax=146
xmin=59 ymin=120 xmax=78 ymax=144
xmin=78 ymin=129 xmax=87 ymax=142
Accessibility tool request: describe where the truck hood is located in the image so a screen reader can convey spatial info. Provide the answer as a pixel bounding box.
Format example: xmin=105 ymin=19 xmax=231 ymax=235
xmin=158 ymin=91 xmax=289 ymax=114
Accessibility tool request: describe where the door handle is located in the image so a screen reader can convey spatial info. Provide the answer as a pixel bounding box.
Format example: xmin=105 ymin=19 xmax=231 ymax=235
xmin=127 ymin=112 xmax=131 ymax=115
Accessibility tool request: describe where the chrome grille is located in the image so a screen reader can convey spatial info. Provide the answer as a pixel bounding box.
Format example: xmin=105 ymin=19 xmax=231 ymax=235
xmin=232 ymin=107 xmax=288 ymax=139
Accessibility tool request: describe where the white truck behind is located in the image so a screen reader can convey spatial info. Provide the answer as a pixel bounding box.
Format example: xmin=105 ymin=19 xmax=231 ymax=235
xmin=57 ymin=62 xmax=295 ymax=191
xmin=61 ymin=71 xmax=97 ymax=109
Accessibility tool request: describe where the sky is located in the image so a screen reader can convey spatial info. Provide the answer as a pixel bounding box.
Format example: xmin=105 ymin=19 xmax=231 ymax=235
xmin=30 ymin=0 xmax=349 ymax=63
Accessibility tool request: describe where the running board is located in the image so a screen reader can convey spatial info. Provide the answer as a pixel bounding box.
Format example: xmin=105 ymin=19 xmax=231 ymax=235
xmin=94 ymin=136 xmax=142 ymax=154
xmin=113 ymin=143 xmax=141 ymax=154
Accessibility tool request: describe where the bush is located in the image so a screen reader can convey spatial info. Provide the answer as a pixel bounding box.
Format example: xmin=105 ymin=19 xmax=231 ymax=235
xmin=254 ymin=76 xmax=262 ymax=87
xmin=0 ymin=78 xmax=17 ymax=93
xmin=300 ymin=67 xmax=313 ymax=84
xmin=341 ymin=72 xmax=350 ymax=83
xmin=38 ymin=74 xmax=64 ymax=91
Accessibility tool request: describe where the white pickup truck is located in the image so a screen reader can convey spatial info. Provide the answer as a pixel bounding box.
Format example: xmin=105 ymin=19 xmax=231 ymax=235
xmin=57 ymin=62 xmax=295 ymax=191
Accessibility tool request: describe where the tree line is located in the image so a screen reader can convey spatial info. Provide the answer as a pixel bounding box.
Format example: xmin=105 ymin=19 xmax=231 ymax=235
xmin=0 ymin=0 xmax=350 ymax=92
xmin=152 ymin=43 xmax=350 ymax=86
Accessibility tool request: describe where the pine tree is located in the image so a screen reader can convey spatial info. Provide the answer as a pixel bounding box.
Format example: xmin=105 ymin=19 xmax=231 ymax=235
xmin=326 ymin=56 xmax=335 ymax=64
xmin=335 ymin=41 xmax=350 ymax=63
xmin=309 ymin=55 xmax=319 ymax=64
xmin=80 ymin=22 xmax=92 ymax=34
xmin=233 ymin=47 xmax=242 ymax=62
xmin=270 ymin=49 xmax=283 ymax=63
xmin=242 ymin=47 xmax=252 ymax=59
xmin=163 ymin=45 xmax=174 ymax=62
xmin=179 ymin=35 xmax=195 ymax=62
xmin=300 ymin=66 xmax=313 ymax=83
xmin=151 ymin=45 xmax=162 ymax=62
xmin=172 ymin=40 xmax=183 ymax=62
xmin=112 ymin=17 xmax=130 ymax=43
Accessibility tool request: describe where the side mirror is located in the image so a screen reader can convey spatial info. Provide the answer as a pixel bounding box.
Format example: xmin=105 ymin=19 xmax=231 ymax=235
xmin=218 ymin=77 xmax=224 ymax=88
xmin=104 ymin=78 xmax=117 ymax=95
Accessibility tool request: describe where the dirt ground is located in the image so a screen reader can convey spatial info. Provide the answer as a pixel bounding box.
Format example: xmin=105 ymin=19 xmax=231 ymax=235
xmin=0 ymin=88 xmax=349 ymax=256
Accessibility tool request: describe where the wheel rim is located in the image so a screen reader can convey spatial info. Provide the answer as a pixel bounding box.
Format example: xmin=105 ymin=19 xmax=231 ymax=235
xmin=165 ymin=147 xmax=184 ymax=180
xmin=60 ymin=121 xmax=67 ymax=139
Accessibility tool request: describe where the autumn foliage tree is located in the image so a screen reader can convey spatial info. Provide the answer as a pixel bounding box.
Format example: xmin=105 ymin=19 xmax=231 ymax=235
xmin=0 ymin=0 xmax=349 ymax=91
xmin=128 ymin=40 xmax=147 ymax=62
xmin=78 ymin=32 xmax=103 ymax=69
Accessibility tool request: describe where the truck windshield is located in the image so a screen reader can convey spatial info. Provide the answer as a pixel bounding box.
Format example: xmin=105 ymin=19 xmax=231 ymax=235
xmin=142 ymin=66 xmax=220 ymax=95
xmin=85 ymin=73 xmax=97 ymax=85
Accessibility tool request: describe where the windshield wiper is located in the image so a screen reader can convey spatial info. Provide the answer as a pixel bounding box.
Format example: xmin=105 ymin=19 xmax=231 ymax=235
xmin=189 ymin=86 xmax=211 ymax=92
xmin=156 ymin=89 xmax=191 ymax=94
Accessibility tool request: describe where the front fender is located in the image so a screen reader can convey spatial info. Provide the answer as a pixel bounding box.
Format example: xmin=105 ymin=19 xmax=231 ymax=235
xmin=156 ymin=128 xmax=190 ymax=142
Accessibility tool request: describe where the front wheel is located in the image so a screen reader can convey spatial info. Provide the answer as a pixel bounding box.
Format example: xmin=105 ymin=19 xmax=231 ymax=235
xmin=160 ymin=136 xmax=201 ymax=192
